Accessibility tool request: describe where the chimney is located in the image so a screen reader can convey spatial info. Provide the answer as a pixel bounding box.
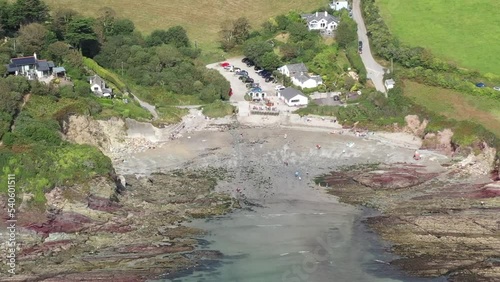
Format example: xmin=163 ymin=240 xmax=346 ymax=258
xmin=33 ymin=52 xmax=37 ymax=60
xmin=316 ymin=11 xmax=318 ymax=17
xmin=325 ymin=11 xmax=328 ymax=16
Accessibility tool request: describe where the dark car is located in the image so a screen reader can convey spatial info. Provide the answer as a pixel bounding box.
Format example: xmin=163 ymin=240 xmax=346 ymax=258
xmin=242 ymin=57 xmax=250 ymax=63
xmin=235 ymin=70 xmax=248 ymax=76
xmin=358 ymin=41 xmax=363 ymax=53
xmin=243 ymin=77 xmax=254 ymax=83
xmin=265 ymin=76 xmax=274 ymax=83
xmin=261 ymin=72 xmax=273 ymax=78
xmin=238 ymin=75 xmax=248 ymax=81
xmin=246 ymin=82 xmax=260 ymax=89
xmin=254 ymin=66 xmax=263 ymax=71
xmin=259 ymin=70 xmax=270 ymax=77
xmin=246 ymin=60 xmax=255 ymax=67
xmin=476 ymin=82 xmax=485 ymax=88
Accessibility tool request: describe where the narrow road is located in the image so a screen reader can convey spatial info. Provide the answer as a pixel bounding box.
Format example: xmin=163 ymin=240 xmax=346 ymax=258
xmin=129 ymin=92 xmax=158 ymax=119
xmin=352 ymin=0 xmax=387 ymax=95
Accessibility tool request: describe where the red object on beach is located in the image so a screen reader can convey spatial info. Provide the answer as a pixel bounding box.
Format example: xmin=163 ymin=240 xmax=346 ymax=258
xmin=316 ymin=144 xmax=321 ymax=149
xmin=220 ymin=62 xmax=230 ymax=67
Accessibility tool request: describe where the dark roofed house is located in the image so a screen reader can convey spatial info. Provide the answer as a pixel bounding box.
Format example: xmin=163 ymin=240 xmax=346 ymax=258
xmin=5 ymin=53 xmax=56 ymax=80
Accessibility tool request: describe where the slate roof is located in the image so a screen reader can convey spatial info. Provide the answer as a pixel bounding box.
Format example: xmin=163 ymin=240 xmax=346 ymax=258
xmin=6 ymin=64 xmax=19 ymax=73
xmin=301 ymin=12 xmax=339 ymax=24
xmin=11 ymin=56 xmax=36 ymax=66
xmin=37 ymin=61 xmax=50 ymax=71
xmin=47 ymin=61 xmax=55 ymax=68
xmin=284 ymin=63 xmax=308 ymax=75
xmin=90 ymin=75 xmax=105 ymax=87
xmin=280 ymin=87 xmax=306 ymax=101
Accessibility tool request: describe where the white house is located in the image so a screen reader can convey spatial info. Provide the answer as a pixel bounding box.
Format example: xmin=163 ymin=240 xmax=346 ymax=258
xmin=330 ymin=0 xmax=350 ymax=11
xmin=278 ymin=63 xmax=323 ymax=89
xmin=301 ymin=11 xmax=339 ymax=35
xmin=385 ymin=79 xmax=395 ymax=91
xmin=278 ymin=87 xmax=309 ymax=107
xmin=89 ymin=75 xmax=113 ymax=96
xmin=6 ymin=53 xmax=55 ymax=80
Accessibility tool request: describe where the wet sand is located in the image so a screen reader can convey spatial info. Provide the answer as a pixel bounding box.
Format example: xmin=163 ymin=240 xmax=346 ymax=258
xmin=117 ymin=127 xmax=449 ymax=281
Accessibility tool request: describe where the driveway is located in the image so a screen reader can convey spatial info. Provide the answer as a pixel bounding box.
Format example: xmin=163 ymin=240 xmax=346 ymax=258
xmin=352 ymin=0 xmax=387 ymax=95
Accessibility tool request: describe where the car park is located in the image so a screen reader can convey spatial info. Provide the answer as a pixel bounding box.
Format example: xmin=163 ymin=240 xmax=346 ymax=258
xmin=475 ymin=82 xmax=485 ymax=88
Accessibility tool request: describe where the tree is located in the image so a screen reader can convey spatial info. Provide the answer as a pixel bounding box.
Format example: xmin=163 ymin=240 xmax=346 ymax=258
xmin=51 ymin=8 xmax=79 ymax=39
xmin=94 ymin=7 xmax=116 ymax=42
xmin=232 ymin=17 xmax=250 ymax=44
xmin=336 ymin=18 xmax=357 ymax=48
xmin=287 ymin=22 xmax=311 ymax=42
xmin=18 ymin=23 xmax=48 ymax=55
xmin=165 ymin=26 xmax=190 ymax=48
xmin=257 ymin=52 xmax=281 ymax=70
xmin=112 ymin=19 xmax=135 ymax=35
xmin=243 ymin=39 xmax=273 ymax=62
xmin=47 ymin=41 xmax=70 ymax=64
xmin=219 ymin=17 xmax=251 ymax=51
xmin=10 ymin=0 xmax=49 ymax=28
xmin=65 ymin=18 xmax=97 ymax=51
xmin=146 ymin=29 xmax=168 ymax=46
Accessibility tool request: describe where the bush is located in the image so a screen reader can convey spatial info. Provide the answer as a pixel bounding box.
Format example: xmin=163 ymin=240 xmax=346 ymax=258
xmin=202 ymin=101 xmax=235 ymax=118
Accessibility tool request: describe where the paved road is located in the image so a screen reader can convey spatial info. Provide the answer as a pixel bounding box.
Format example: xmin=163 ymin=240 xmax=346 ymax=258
xmin=352 ymin=0 xmax=387 ymax=94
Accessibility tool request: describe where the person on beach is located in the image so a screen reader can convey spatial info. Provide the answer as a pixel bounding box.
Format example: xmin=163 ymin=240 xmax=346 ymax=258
xmin=413 ymin=150 xmax=421 ymax=160
xmin=316 ymin=144 xmax=321 ymax=149
xmin=295 ymin=171 xmax=299 ymax=177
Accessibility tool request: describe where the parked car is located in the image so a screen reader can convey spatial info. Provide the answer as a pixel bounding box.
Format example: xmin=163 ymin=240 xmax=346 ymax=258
xmin=242 ymin=77 xmax=254 ymax=83
xmin=259 ymin=70 xmax=271 ymax=77
xmin=358 ymin=41 xmax=363 ymax=54
xmin=265 ymin=76 xmax=274 ymax=83
xmin=228 ymin=88 xmax=233 ymax=97
xmin=250 ymin=87 xmax=263 ymax=92
xmin=235 ymin=70 xmax=248 ymax=76
xmin=246 ymin=60 xmax=255 ymax=67
xmin=261 ymin=72 xmax=273 ymax=78
xmin=246 ymin=83 xmax=260 ymax=89
xmin=242 ymin=57 xmax=250 ymax=63
xmin=476 ymin=82 xmax=485 ymax=88
xmin=254 ymin=66 xmax=263 ymax=71
xmin=238 ymin=75 xmax=248 ymax=81
xmin=220 ymin=62 xmax=230 ymax=68
xmin=229 ymin=66 xmax=241 ymax=72
xmin=275 ymin=85 xmax=285 ymax=91
xmin=493 ymin=86 xmax=500 ymax=91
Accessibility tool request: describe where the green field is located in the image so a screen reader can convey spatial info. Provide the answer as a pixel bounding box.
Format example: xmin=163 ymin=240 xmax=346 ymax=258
xmin=45 ymin=0 xmax=326 ymax=51
xmin=377 ymin=0 xmax=500 ymax=75
xmin=403 ymin=80 xmax=500 ymax=136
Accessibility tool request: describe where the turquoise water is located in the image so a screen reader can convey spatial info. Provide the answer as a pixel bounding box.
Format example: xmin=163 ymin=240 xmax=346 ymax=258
xmin=156 ymin=200 xmax=446 ymax=282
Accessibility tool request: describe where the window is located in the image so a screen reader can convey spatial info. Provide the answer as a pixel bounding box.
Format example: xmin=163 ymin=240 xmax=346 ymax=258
xmin=290 ymin=99 xmax=300 ymax=103
xmin=321 ymin=22 xmax=326 ymax=28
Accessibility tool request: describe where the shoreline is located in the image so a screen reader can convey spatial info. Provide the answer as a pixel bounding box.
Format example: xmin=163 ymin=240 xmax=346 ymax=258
xmin=3 ymin=111 xmax=497 ymax=281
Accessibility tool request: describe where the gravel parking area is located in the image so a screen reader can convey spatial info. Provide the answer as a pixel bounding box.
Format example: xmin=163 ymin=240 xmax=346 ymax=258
xmin=207 ymin=56 xmax=279 ymax=103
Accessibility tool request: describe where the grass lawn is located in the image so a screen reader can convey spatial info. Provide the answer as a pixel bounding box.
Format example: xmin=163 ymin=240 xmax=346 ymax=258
xmin=45 ymin=0 xmax=327 ymax=53
xmin=377 ymin=0 xmax=500 ymax=75
xmin=403 ymin=80 xmax=500 ymax=137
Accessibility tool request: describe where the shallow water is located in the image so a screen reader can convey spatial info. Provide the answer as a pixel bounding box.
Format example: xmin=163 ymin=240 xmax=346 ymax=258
xmin=156 ymin=199 xmax=445 ymax=282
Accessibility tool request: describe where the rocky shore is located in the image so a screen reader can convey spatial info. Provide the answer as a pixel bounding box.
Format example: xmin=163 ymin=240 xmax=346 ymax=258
xmin=0 ymin=169 xmax=238 ymax=281
xmin=317 ymin=161 xmax=500 ymax=281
